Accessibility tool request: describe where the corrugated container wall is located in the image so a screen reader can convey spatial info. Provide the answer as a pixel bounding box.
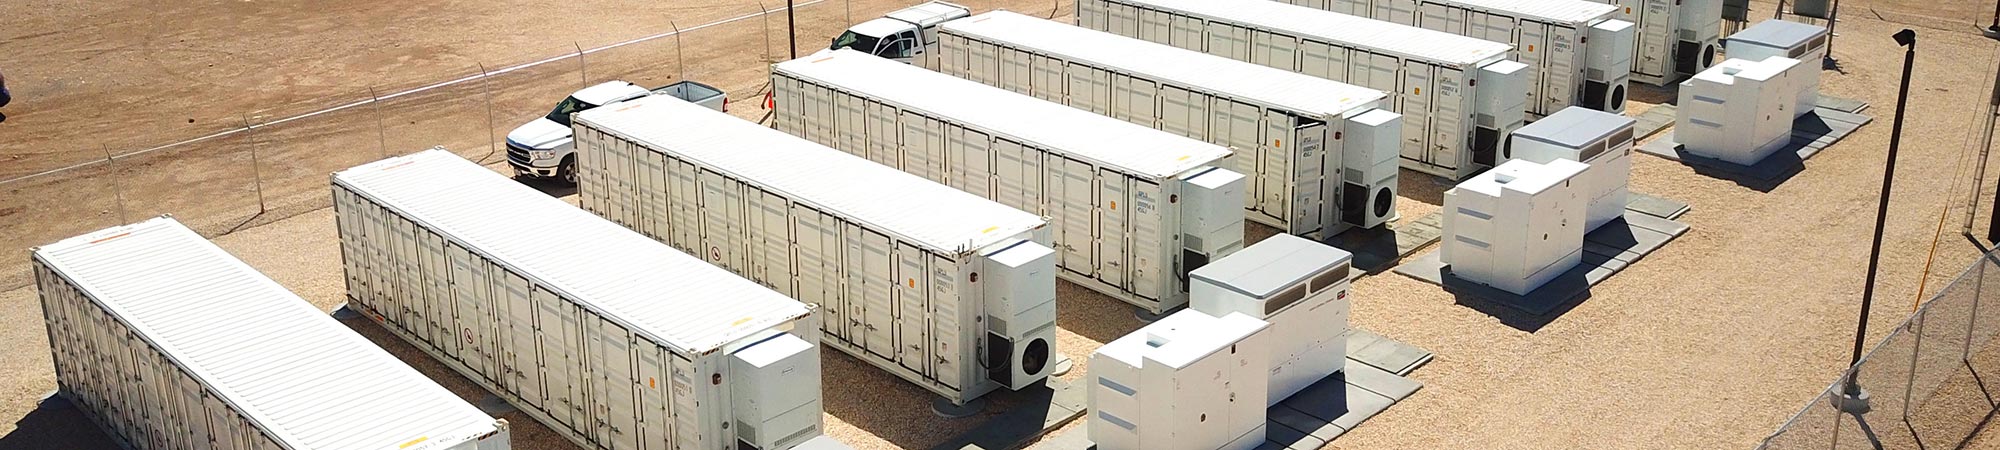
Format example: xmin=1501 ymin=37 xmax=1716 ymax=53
xmin=1277 ymin=0 xmax=1631 ymax=116
xmin=771 ymin=49 xmax=1244 ymax=314
xmin=35 ymin=216 xmax=509 ymax=450
xmin=1074 ymin=0 xmax=1526 ymax=180
xmin=571 ymin=94 xmax=1061 ymax=405
xmin=332 ymin=149 xmax=826 ymax=450
xmin=1588 ymin=0 xmax=1722 ymax=86
xmin=936 ymin=11 xmax=1404 ymax=234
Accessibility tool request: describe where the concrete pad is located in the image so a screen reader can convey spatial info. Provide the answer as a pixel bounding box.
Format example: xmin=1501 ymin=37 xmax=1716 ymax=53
xmin=1634 ymin=107 xmax=1873 ymax=187
xmin=1350 ymin=338 xmax=1434 ymax=377
xmin=1327 ymin=211 xmax=1444 ymax=273
xmin=1264 ymin=418 xmax=1328 ymax=450
xmin=1269 ymin=404 xmax=1348 ymax=442
xmin=1031 ymin=361 xmax=1424 ymax=450
xmin=1817 ymin=94 xmax=1870 ymax=114
xmin=929 ymin=378 xmax=1087 ymax=450
xmin=1392 ymin=212 xmax=1689 ymax=315
xmin=1343 ymin=360 xmax=1423 ymax=401
xmin=1626 ymin=192 xmax=1690 ymax=220
xmin=1634 ymin=106 xmax=1678 ymax=140
xmin=1343 ymin=328 xmax=1384 ymax=357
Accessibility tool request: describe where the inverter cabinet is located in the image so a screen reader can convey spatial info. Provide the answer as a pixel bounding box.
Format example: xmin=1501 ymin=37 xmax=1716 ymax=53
xmin=1189 ymin=233 xmax=1352 ymax=406
xmin=772 ymin=49 xmax=1245 ymax=314
xmin=574 ymin=94 xmax=1060 ymax=404
xmin=937 ymin=11 xmax=1405 ymax=234
xmin=1088 ymin=310 xmax=1270 ymax=450
xmin=333 ymin=149 xmax=826 ymax=450
xmin=1507 ymin=106 xmax=1636 ymax=232
xmin=35 ymin=216 xmax=511 ymax=450
xmin=1075 ymin=0 xmax=1526 ymax=180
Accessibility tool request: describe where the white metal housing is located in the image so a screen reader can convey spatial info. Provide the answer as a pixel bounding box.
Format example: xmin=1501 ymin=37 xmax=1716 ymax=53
xmin=572 ymin=94 xmax=1061 ymax=405
xmin=35 ymin=216 xmax=510 ymax=450
xmin=1441 ymin=159 xmax=1588 ymax=295
xmin=1589 ymin=0 xmax=1723 ymax=85
xmin=332 ymin=149 xmax=826 ymax=450
xmin=1189 ymin=233 xmax=1351 ymax=406
xmin=772 ymin=49 xmax=1244 ymax=314
xmin=1507 ymin=106 xmax=1636 ymax=232
xmin=1726 ymin=20 xmax=1828 ymax=116
xmin=1676 ymin=56 xmax=1808 ymax=167
xmin=1075 ymin=0 xmax=1525 ymax=180
xmin=1280 ymin=0 xmax=1631 ymax=116
xmin=936 ymin=11 xmax=1404 ymax=235
xmin=1089 ymin=310 xmax=1269 ymax=450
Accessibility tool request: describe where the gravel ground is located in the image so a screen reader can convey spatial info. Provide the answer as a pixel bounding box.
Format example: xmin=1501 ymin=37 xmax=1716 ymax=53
xmin=9 ymin=0 xmax=2000 ymax=449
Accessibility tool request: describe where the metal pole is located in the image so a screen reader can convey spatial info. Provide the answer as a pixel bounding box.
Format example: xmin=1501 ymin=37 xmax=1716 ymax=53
xmin=1965 ymin=56 xmax=2000 ymax=237
xmin=1848 ymin=29 xmax=1918 ymax=397
xmin=101 ymin=144 xmax=127 ymax=226
xmin=369 ymin=86 xmax=388 ymax=158
xmin=788 ymin=0 xmax=798 ymax=59
xmin=673 ymin=21 xmax=686 ymax=79
xmin=761 ymin=3 xmax=773 ymax=62
xmin=241 ymin=115 xmax=267 ymax=212
xmin=479 ymin=62 xmax=500 ymax=164
xmin=574 ymin=42 xmax=588 ymax=86
xmin=1823 ymin=0 xmax=1842 ymax=68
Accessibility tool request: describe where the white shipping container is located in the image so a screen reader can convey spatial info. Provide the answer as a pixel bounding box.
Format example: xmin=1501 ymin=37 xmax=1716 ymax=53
xmin=1189 ymin=233 xmax=1352 ymax=406
xmin=772 ymin=49 xmax=1244 ymax=314
xmin=1088 ymin=310 xmax=1269 ymax=450
xmin=1589 ymin=0 xmax=1722 ymax=85
xmin=572 ymin=94 xmax=1061 ymax=405
xmin=937 ymin=11 xmax=1404 ymax=234
xmin=1280 ymin=0 xmax=1631 ymax=116
xmin=35 ymin=216 xmax=510 ymax=450
xmin=1075 ymin=0 xmax=1526 ymax=180
xmin=333 ymin=149 xmax=826 ymax=450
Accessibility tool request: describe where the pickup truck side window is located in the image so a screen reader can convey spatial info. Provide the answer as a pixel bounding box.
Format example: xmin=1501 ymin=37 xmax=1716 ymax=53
xmin=883 ymin=38 xmax=915 ymax=59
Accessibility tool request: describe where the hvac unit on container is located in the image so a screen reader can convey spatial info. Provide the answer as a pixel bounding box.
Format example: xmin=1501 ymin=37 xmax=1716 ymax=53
xmin=573 ymin=94 xmax=1060 ymax=407
xmin=1190 ymin=233 xmax=1352 ymax=406
xmin=1588 ymin=0 xmax=1723 ymax=85
xmin=1442 ymin=159 xmax=1588 ymax=295
xmin=772 ymin=49 xmax=1246 ymax=316
xmin=34 ymin=216 xmax=511 ymax=450
xmin=1726 ymin=20 xmax=1828 ymax=115
xmin=1676 ymin=55 xmax=1810 ymax=166
xmin=936 ymin=11 xmax=1404 ymax=234
xmin=1507 ymin=106 xmax=1637 ymax=232
xmin=1077 ymin=0 xmax=1527 ymax=181
xmin=333 ymin=149 xmax=829 ymax=450
xmin=1089 ymin=310 xmax=1270 ymax=450
xmin=1280 ymin=0 xmax=1637 ymax=115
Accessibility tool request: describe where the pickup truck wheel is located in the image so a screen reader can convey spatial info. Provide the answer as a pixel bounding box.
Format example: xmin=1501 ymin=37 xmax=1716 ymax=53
xmin=559 ymin=157 xmax=578 ymax=184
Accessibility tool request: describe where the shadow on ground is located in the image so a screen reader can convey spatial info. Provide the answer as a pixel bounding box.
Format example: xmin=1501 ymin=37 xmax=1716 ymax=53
xmin=0 ymin=394 xmax=120 ymax=450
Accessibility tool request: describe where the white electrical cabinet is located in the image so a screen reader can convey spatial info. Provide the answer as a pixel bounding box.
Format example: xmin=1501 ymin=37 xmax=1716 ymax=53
xmin=1676 ymin=56 xmax=1808 ymax=166
xmin=1589 ymin=0 xmax=1723 ymax=85
xmin=1442 ymin=159 xmax=1589 ymax=295
xmin=772 ymin=49 xmax=1243 ymax=314
xmin=1077 ymin=0 xmax=1524 ymax=181
xmin=1507 ymin=106 xmax=1637 ymax=233
xmin=333 ymin=149 xmax=828 ymax=450
xmin=1189 ymin=233 xmax=1352 ymax=406
xmin=1089 ymin=310 xmax=1270 ymax=450
xmin=572 ymin=94 xmax=1060 ymax=405
xmin=35 ymin=217 xmax=511 ymax=450
xmin=1726 ymin=20 xmax=1828 ymax=116
xmin=1280 ymin=0 xmax=1632 ymax=117
xmin=937 ymin=11 xmax=1403 ymax=234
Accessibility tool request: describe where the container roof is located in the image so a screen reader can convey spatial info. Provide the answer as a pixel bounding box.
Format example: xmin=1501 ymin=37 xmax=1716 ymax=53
xmin=575 ymin=94 xmax=1047 ymax=254
xmin=942 ymin=11 xmax=1387 ymax=117
xmin=34 ymin=217 xmax=500 ymax=450
xmin=1434 ymin=0 xmax=1617 ymax=23
xmin=774 ymin=49 xmax=1231 ymax=179
xmin=1190 ymin=233 xmax=1351 ymax=298
xmin=1511 ymin=106 xmax=1636 ymax=148
xmin=1113 ymin=0 xmax=1512 ymax=66
xmin=333 ymin=149 xmax=813 ymax=356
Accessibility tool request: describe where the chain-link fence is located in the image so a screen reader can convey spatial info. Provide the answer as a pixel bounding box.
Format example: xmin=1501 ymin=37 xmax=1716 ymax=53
xmin=1760 ymin=247 xmax=2000 ymax=449
xmin=0 ymin=0 xmax=851 ymax=289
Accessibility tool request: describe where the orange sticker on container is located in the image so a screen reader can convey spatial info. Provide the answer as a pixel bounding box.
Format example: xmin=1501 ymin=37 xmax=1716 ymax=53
xmin=1110 ymin=201 xmax=1118 ymax=210
xmin=650 ymin=377 xmax=657 ymax=388
xmin=1414 ymin=88 xmax=1421 ymax=95
xmin=908 ymin=278 xmax=916 ymax=288
xmin=1528 ymin=44 xmax=1536 ymax=52
xmin=1273 ymin=139 xmax=1282 ymax=148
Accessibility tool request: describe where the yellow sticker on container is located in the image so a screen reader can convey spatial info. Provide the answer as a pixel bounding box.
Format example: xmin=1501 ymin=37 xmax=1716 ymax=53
xmin=399 ymin=437 xmax=430 ymax=449
xmin=1177 ymin=155 xmax=1191 ymax=161
xmin=982 ymin=226 xmax=999 ymax=233
xmin=732 ymin=317 xmax=753 ymax=326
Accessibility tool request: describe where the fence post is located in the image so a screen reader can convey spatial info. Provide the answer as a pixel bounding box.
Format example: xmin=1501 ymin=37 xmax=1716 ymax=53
xmin=575 ymin=42 xmax=589 ymax=87
xmin=673 ymin=21 xmax=686 ymax=80
xmin=761 ymin=3 xmax=773 ymax=63
xmin=1972 ymin=259 xmax=1988 ymax=362
xmin=369 ymin=86 xmax=388 ymax=158
xmin=100 ymin=144 xmax=128 ymax=226
xmin=241 ymin=115 xmax=267 ymax=213
xmin=1905 ymin=309 xmax=1923 ymax=422
xmin=479 ymin=62 xmax=500 ymax=164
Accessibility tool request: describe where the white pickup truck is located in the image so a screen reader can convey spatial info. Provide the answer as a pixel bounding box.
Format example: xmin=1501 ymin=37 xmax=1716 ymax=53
xmin=825 ymin=1 xmax=970 ymax=67
xmin=507 ymin=80 xmax=725 ymax=182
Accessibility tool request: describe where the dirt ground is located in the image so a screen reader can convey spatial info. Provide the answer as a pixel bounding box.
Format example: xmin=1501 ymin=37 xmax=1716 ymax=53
xmin=8 ymin=0 xmax=2000 ymax=448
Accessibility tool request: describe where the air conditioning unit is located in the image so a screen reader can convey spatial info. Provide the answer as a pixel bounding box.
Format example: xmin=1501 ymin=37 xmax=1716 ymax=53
xmin=1341 ymin=109 xmax=1403 ymax=229
xmin=1507 ymin=107 xmax=1638 ymax=233
xmin=1474 ymin=60 xmax=1530 ymax=166
xmin=982 ymin=240 xmax=1059 ymax=390
xmin=1190 ymin=233 xmax=1352 ymax=406
xmin=1088 ymin=310 xmax=1270 ymax=450
xmin=729 ymin=333 xmax=825 ymax=450
xmin=1585 ymin=19 xmax=1637 ymax=114
xmin=1178 ymin=167 xmax=1247 ymax=294
xmin=1675 ymin=0 xmax=1724 ymax=78
xmin=1726 ymin=20 xmax=1828 ymax=117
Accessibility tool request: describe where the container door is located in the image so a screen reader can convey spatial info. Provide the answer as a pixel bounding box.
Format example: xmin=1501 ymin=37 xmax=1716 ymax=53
xmin=1031 ymin=54 xmax=1065 ymax=102
xmin=1515 ymin=21 xmax=1549 ymax=114
xmin=1089 ymin=67 xmax=1115 ymax=115
xmin=925 ymin=116 xmax=948 ymax=185
xmin=837 ymin=92 xmax=867 ymax=158
xmin=1131 ymin=179 xmax=1165 ymax=301
xmin=773 ymin=75 xmax=800 ymax=135
xmin=951 ymin=127 xmax=994 ymax=196
xmin=1210 ymin=23 xmax=1251 ymax=63
xmin=1078 ymin=0 xmax=1107 ymax=31
xmin=1402 ymin=61 xmax=1438 ymax=170
xmin=1416 ymin=2 xmax=1462 ymax=33
xmin=634 ymin=148 xmax=662 ymax=239
xmin=1299 ymin=40 xmax=1335 ymax=81
xmin=1226 ymin=100 xmax=1262 ymax=206
xmin=1169 ymin=12 xmax=1203 ymax=51
xmin=1110 ymin=73 xmax=1135 ymax=122
xmin=1159 ymin=85 xmax=1196 ymax=138
xmin=995 ymin=139 xmax=1039 ymax=213
xmin=796 ymin=205 xmax=841 ymax=341
xmin=590 ymin=315 xmax=639 ymax=450
xmin=1543 ymin=22 xmax=1580 ymax=115
xmin=637 ymin=344 xmax=672 ymax=450
xmin=858 ymin=228 xmax=897 ymax=359
xmin=1380 ymin=0 xmax=1417 ymax=24
xmin=899 ymin=110 xmax=934 ymax=181
xmin=669 ymin=355 xmax=705 ymax=450
xmin=698 ymin=170 xmax=744 ymax=273
xmin=669 ymin=157 xmax=701 ymax=254
xmin=1433 ymin=66 xmax=1467 ymax=172
xmin=895 ymin=244 xmax=930 ymax=374
xmin=806 ymin=83 xmax=834 ymax=145
xmin=420 ymin=231 xmax=452 ymax=358
xmin=449 ymin=244 xmax=494 ymax=383
xmin=754 ymin=188 xmax=795 ymax=297
xmin=930 ymin=255 xmax=965 ymax=390
xmin=1289 ymin=116 xmax=1326 ymax=235
xmin=501 ymin=266 xmax=541 ymax=405
xmin=1637 ymin=0 xmax=1672 ymax=78
xmin=1260 ymin=108 xmax=1291 ymax=225
xmin=966 ymin=39 xmax=993 ymax=84
xmin=1254 ymin=30 xmax=1298 ymax=71
xmin=843 ymin=221 xmax=872 ymax=343
xmin=1109 ymin=0 xmax=1138 ymax=36
xmin=1139 ymin=8 xmax=1170 ymax=42
xmin=1001 ymin=47 xmax=1032 ymax=95
xmin=1099 ymin=171 xmax=1130 ymax=289
xmin=536 ymin=287 xmax=581 ymax=430
xmin=865 ymin=101 xmax=899 ymax=167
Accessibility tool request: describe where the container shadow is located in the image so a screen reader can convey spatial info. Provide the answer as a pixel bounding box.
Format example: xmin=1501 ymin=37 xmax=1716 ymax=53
xmin=514 ymin=175 xmax=579 ymax=198
xmin=0 ymin=394 xmax=122 ymax=450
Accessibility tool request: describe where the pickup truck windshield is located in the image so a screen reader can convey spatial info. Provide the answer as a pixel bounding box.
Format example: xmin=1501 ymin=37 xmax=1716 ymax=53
xmin=544 ymin=96 xmax=593 ymax=127
xmin=830 ymin=31 xmax=882 ymax=55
